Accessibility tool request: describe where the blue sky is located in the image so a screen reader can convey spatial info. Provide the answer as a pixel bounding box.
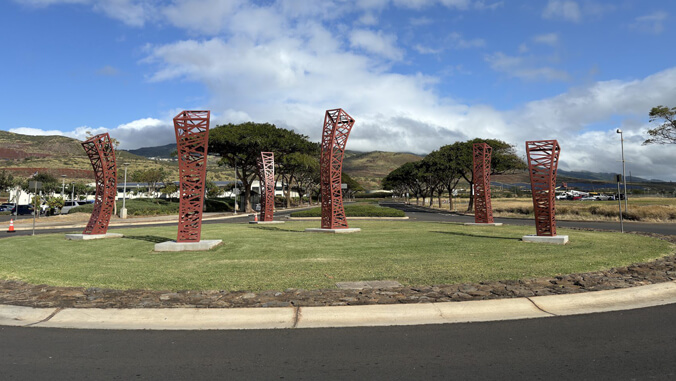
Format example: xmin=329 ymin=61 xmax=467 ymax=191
xmin=2 ymin=0 xmax=676 ymax=180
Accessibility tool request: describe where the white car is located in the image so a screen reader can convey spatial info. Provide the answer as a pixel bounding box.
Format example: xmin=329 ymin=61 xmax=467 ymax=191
xmin=61 ymin=201 xmax=83 ymax=214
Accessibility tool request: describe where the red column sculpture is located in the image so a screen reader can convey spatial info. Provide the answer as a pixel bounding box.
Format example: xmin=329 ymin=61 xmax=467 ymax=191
xmin=473 ymin=142 xmax=494 ymax=224
xmin=526 ymin=140 xmax=561 ymax=236
xmin=81 ymin=133 xmax=117 ymax=235
xmin=174 ymin=110 xmax=210 ymax=242
xmin=320 ymin=108 xmax=355 ymax=229
xmin=257 ymin=152 xmax=275 ymax=222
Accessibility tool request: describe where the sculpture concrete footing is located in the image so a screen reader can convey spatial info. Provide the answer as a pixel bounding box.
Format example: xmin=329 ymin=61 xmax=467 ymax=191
xmin=522 ymin=235 xmax=569 ymax=245
xmin=154 ymin=240 xmax=223 ymax=252
xmin=305 ymin=228 xmax=361 ymax=234
xmin=65 ymin=233 xmax=123 ymax=241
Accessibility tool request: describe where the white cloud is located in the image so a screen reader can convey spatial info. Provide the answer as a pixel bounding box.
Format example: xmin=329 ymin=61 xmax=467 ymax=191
xmin=533 ymin=33 xmax=559 ymax=46
xmin=9 ymin=127 xmax=64 ymax=136
xmin=447 ymin=32 xmax=485 ymax=49
xmin=96 ymin=65 xmax=120 ymax=76
xmin=485 ymin=52 xmax=569 ymax=81
xmin=349 ymin=29 xmax=404 ymax=60
xmin=631 ymin=11 xmax=668 ymax=35
xmin=542 ymin=0 xmax=581 ymax=22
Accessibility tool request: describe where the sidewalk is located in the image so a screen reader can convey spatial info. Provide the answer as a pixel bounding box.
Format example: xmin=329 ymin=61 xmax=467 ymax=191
xmin=2 ymin=281 xmax=676 ymax=330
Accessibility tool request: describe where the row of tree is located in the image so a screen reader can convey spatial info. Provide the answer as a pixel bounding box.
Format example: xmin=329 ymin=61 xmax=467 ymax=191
xmin=382 ymin=139 xmax=526 ymax=211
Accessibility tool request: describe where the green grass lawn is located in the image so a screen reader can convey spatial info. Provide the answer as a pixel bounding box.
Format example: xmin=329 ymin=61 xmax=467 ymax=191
xmin=290 ymin=203 xmax=405 ymax=217
xmin=1 ymin=221 xmax=672 ymax=292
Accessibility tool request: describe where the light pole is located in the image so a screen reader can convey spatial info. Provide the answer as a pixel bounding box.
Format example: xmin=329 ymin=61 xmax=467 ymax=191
xmin=61 ymin=175 xmax=66 ymax=200
xmin=120 ymin=162 xmax=129 ymax=218
xmin=616 ymin=129 xmax=628 ymax=213
xmin=71 ymin=182 xmax=75 ymax=205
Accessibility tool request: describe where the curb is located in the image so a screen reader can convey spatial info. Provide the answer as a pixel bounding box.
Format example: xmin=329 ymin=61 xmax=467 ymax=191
xmin=286 ymin=217 xmax=409 ymax=221
xmin=3 ymin=281 xmax=676 ymax=330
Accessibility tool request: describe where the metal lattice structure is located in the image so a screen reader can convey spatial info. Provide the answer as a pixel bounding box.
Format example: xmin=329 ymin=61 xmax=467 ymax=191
xmin=526 ymin=140 xmax=561 ymax=236
xmin=320 ymin=109 xmax=355 ymax=229
xmin=256 ymin=152 xmax=275 ymax=222
xmin=174 ymin=110 xmax=210 ymax=242
xmin=81 ymin=133 xmax=117 ymax=235
xmin=473 ymin=142 xmax=494 ymax=224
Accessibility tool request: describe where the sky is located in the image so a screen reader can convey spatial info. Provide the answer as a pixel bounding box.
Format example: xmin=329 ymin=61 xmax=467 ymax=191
xmin=2 ymin=0 xmax=676 ymax=181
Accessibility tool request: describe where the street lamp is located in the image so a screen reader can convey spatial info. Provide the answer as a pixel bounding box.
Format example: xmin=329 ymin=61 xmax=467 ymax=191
xmin=616 ymin=129 xmax=628 ymax=213
xmin=71 ymin=182 xmax=75 ymax=205
xmin=61 ymin=175 xmax=66 ymax=199
xmin=120 ymin=162 xmax=130 ymax=219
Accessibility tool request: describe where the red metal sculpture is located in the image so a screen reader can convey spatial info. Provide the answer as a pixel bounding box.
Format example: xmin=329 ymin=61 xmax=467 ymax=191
xmin=257 ymin=152 xmax=275 ymax=222
xmin=473 ymin=142 xmax=494 ymax=224
xmin=174 ymin=110 xmax=210 ymax=242
xmin=81 ymin=133 xmax=117 ymax=235
xmin=526 ymin=140 xmax=561 ymax=236
xmin=320 ymin=108 xmax=355 ymax=229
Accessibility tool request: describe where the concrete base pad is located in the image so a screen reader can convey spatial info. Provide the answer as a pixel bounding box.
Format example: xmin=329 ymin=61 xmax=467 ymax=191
xmin=305 ymin=228 xmax=362 ymax=234
xmin=65 ymin=233 xmax=124 ymax=241
xmin=522 ymin=235 xmax=569 ymax=245
xmin=249 ymin=221 xmax=285 ymax=224
xmin=336 ymin=280 xmax=403 ymax=289
xmin=464 ymin=222 xmax=503 ymax=226
xmin=154 ymin=240 xmax=223 ymax=252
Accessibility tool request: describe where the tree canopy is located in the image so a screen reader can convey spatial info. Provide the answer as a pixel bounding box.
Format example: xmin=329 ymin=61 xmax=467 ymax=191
xmin=644 ymin=105 xmax=676 ymax=145
xmin=209 ymin=122 xmax=316 ymax=212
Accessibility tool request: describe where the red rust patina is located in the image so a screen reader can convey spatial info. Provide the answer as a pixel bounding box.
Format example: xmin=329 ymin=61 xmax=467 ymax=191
xmin=320 ymin=109 xmax=355 ymax=229
xmin=526 ymin=140 xmax=561 ymax=236
xmin=174 ymin=110 xmax=210 ymax=242
xmin=256 ymin=152 xmax=275 ymax=222
xmin=81 ymin=133 xmax=117 ymax=235
xmin=473 ymin=142 xmax=494 ymax=224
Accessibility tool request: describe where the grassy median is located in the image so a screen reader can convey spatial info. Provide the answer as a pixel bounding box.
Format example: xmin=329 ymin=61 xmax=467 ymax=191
xmin=0 ymin=221 xmax=673 ymax=291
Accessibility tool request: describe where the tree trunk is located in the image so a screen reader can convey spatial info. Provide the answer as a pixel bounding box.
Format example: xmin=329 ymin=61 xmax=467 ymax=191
xmin=466 ymin=182 xmax=474 ymax=212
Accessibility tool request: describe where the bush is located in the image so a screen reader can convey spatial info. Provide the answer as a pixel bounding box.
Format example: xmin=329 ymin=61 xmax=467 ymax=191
xmin=354 ymin=191 xmax=392 ymax=199
xmin=70 ymin=198 xmax=235 ymax=216
xmin=290 ymin=203 xmax=405 ymax=217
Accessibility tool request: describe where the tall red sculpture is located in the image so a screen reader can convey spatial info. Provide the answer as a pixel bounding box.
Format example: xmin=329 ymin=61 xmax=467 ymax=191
xmin=526 ymin=140 xmax=561 ymax=236
xmin=174 ymin=110 xmax=210 ymax=242
xmin=473 ymin=142 xmax=494 ymax=224
xmin=320 ymin=108 xmax=355 ymax=229
xmin=257 ymin=152 xmax=275 ymax=222
xmin=81 ymin=133 xmax=117 ymax=235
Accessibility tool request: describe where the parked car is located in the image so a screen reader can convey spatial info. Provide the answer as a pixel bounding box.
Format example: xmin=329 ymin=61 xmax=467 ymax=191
xmin=12 ymin=204 xmax=34 ymax=216
xmin=0 ymin=205 xmax=12 ymax=212
xmin=1 ymin=202 xmax=15 ymax=210
xmin=595 ymin=195 xmax=611 ymax=201
xmin=60 ymin=200 xmax=83 ymax=214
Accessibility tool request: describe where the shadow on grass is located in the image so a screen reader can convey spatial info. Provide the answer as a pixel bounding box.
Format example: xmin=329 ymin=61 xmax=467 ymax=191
xmin=124 ymin=235 xmax=174 ymax=243
xmin=431 ymin=231 xmax=521 ymax=241
xmin=249 ymin=226 xmax=305 ymax=233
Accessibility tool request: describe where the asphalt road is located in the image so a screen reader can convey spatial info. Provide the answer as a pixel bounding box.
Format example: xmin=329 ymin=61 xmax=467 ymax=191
xmin=382 ymin=202 xmax=676 ymax=236
xmin=2 ymin=304 xmax=676 ymax=380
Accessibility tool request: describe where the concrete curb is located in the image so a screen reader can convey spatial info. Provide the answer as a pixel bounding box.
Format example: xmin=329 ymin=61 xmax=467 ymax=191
xmin=2 ymin=281 xmax=675 ymax=330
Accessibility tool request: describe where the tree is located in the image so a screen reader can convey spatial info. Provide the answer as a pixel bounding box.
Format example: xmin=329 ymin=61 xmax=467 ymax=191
xmin=274 ymin=134 xmax=320 ymax=208
xmin=383 ymin=161 xmax=419 ymax=202
xmin=644 ymin=105 xmax=676 ymax=145
xmin=295 ymin=157 xmax=320 ymax=205
xmin=131 ymin=168 xmax=167 ymax=195
xmin=209 ymin=122 xmax=313 ymax=212
xmin=341 ymin=172 xmax=364 ymax=199
xmin=446 ymin=139 xmax=526 ymax=212
xmin=0 ymin=170 xmax=14 ymax=193
xmin=425 ymin=148 xmax=463 ymax=210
